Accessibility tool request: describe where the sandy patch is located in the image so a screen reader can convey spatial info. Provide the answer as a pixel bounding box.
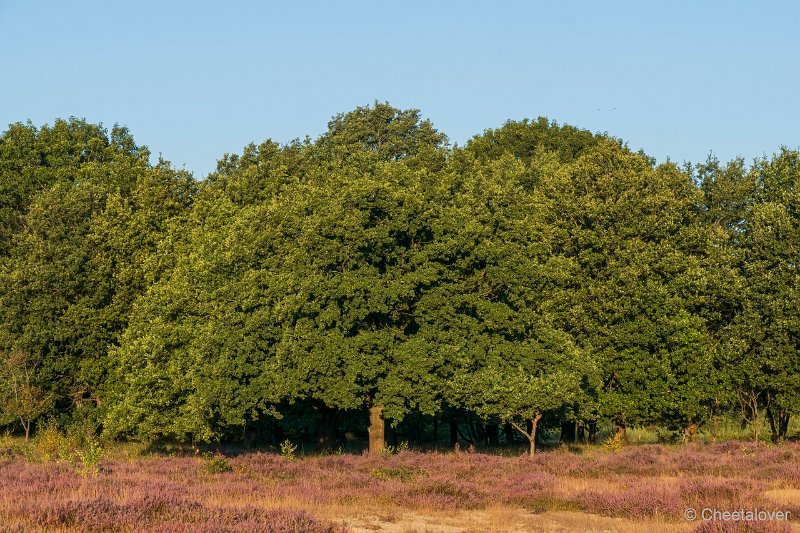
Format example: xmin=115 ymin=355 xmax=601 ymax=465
xmin=764 ymin=488 xmax=800 ymax=506
xmin=343 ymin=508 xmax=691 ymax=533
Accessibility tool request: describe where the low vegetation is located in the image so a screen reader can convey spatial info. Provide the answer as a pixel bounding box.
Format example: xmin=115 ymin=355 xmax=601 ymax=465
xmin=0 ymin=437 xmax=798 ymax=531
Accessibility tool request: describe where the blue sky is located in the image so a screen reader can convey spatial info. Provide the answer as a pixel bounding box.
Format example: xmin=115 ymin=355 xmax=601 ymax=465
xmin=1 ymin=1 xmax=798 ymax=177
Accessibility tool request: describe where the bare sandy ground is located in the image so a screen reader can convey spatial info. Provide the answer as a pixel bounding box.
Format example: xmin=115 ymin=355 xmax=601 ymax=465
xmin=340 ymin=508 xmax=692 ymax=533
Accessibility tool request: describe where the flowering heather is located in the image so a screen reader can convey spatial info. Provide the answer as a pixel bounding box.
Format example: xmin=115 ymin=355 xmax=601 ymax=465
xmin=0 ymin=441 xmax=797 ymax=531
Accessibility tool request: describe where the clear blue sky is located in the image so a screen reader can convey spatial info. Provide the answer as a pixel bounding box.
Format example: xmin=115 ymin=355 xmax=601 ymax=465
xmin=1 ymin=1 xmax=798 ymax=177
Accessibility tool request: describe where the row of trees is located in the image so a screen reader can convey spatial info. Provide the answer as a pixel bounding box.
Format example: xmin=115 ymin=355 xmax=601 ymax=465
xmin=0 ymin=104 xmax=797 ymax=454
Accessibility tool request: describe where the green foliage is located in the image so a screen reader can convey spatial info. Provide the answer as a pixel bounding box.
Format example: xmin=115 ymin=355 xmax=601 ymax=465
xmin=32 ymin=419 xmax=65 ymax=462
xmin=0 ymin=349 xmax=53 ymax=439
xmin=603 ymin=432 xmax=626 ymax=452
xmin=369 ymin=465 xmax=428 ymax=482
xmin=376 ymin=441 xmax=410 ymax=457
xmin=280 ymin=439 xmax=297 ymax=461
xmin=0 ymin=430 xmax=25 ymax=458
xmin=0 ymin=106 xmax=798 ymax=450
xmin=75 ymin=437 xmax=103 ymax=477
xmin=203 ymin=453 xmax=233 ymax=474
xmin=465 ymin=116 xmax=610 ymax=164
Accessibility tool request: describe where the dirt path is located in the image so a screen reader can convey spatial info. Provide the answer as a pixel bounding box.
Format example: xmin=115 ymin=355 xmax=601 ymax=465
xmin=342 ymin=508 xmax=692 ymax=533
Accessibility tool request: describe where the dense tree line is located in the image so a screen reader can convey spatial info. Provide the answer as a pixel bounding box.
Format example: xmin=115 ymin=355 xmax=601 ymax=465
xmin=0 ymin=104 xmax=797 ymax=454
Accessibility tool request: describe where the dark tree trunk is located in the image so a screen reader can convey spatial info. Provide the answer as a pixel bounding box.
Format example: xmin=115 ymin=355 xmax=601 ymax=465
xmin=410 ymin=416 xmax=422 ymax=445
xmin=432 ymin=417 xmax=439 ymax=443
xmin=683 ymin=421 xmax=698 ymax=443
xmin=712 ymin=414 xmax=719 ymax=443
xmin=767 ymin=405 xmax=777 ymax=440
xmin=614 ymin=416 xmax=626 ymax=442
xmin=780 ymin=413 xmax=790 ymax=440
xmin=449 ymin=416 xmax=458 ymax=447
xmin=503 ymin=422 xmax=515 ymax=445
xmin=243 ymin=425 xmax=255 ymax=448
xmin=316 ymin=406 xmax=338 ymax=451
xmin=560 ymin=421 xmax=576 ymax=444
xmin=587 ymin=420 xmax=598 ymax=444
xmin=457 ymin=425 xmax=474 ymax=445
xmin=368 ymin=405 xmax=386 ymax=455
xmin=767 ymin=406 xmax=791 ymax=442
xmin=485 ymin=422 xmax=499 ymax=446
xmin=271 ymin=420 xmax=284 ymax=446
xmin=466 ymin=418 xmax=481 ymax=445
xmin=387 ymin=424 xmax=399 ymax=448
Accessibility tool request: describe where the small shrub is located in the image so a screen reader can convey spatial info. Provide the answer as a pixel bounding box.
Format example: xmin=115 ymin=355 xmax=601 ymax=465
xmin=369 ymin=466 xmax=429 ymax=482
xmin=76 ymin=438 xmax=104 ymax=477
xmin=603 ymin=431 xmax=626 ymax=452
xmin=655 ymin=427 xmax=680 ymax=444
xmin=33 ymin=420 xmax=66 ymax=462
xmin=280 ymin=439 xmax=297 ymax=461
xmin=0 ymin=430 xmax=25 ymax=458
xmin=740 ymin=445 xmax=756 ymax=457
xmin=204 ymin=455 xmax=233 ymax=474
xmin=377 ymin=441 xmax=410 ymax=457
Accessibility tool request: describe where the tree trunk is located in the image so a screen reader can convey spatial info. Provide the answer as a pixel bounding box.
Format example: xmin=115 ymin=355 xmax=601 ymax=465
xmin=466 ymin=418 xmax=480 ymax=444
xmin=560 ymin=421 xmax=576 ymax=444
xmin=503 ymin=422 xmax=515 ymax=445
xmin=509 ymin=414 xmax=542 ymax=457
xmin=614 ymin=416 xmax=626 ymax=442
xmin=529 ymin=415 xmax=540 ymax=455
xmin=780 ymin=413 xmax=790 ymax=440
xmin=368 ymin=405 xmax=386 ymax=455
xmin=485 ymin=422 xmax=499 ymax=446
xmin=449 ymin=416 xmax=458 ymax=447
xmin=387 ymin=424 xmax=399 ymax=448
xmin=767 ymin=406 xmax=791 ymax=442
xmin=588 ymin=420 xmax=598 ymax=444
xmin=272 ymin=420 xmax=284 ymax=446
xmin=712 ymin=414 xmax=719 ymax=443
xmin=683 ymin=421 xmax=698 ymax=443
xmin=23 ymin=421 xmax=30 ymax=441
xmin=751 ymin=397 xmax=760 ymax=445
xmin=767 ymin=405 xmax=778 ymax=442
xmin=432 ymin=417 xmax=439 ymax=443
xmin=316 ymin=407 xmax=338 ymax=451
xmin=411 ymin=418 xmax=422 ymax=445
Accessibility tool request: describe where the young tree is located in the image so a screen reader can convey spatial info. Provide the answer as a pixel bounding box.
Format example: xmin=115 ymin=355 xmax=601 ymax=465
xmin=0 ymin=349 xmax=52 ymax=440
xmin=454 ymin=331 xmax=595 ymax=456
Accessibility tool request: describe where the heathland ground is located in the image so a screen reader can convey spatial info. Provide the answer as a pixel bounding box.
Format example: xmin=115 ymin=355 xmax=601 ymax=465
xmin=1 ymin=433 xmax=799 ymax=532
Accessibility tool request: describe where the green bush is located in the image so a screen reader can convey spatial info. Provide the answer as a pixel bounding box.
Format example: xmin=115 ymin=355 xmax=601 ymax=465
xmin=76 ymin=438 xmax=104 ymax=477
xmin=369 ymin=465 xmax=429 ymax=482
xmin=280 ymin=439 xmax=297 ymax=461
xmin=204 ymin=454 xmax=233 ymax=474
